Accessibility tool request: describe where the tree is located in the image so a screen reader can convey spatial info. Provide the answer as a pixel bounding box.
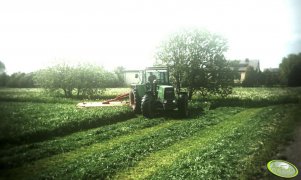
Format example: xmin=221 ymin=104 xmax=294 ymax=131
xmin=5 ymin=72 xmax=35 ymax=88
xmin=242 ymin=67 xmax=261 ymax=87
xmin=261 ymin=69 xmax=280 ymax=87
xmin=34 ymin=63 xmax=117 ymax=98
xmin=156 ymin=28 xmax=235 ymax=99
xmin=0 ymin=73 xmax=8 ymax=87
xmin=279 ymin=53 xmax=301 ymax=87
xmin=0 ymin=61 xmax=5 ymax=74
xmin=0 ymin=60 xmax=7 ymax=87
xmin=114 ymin=66 xmax=125 ymax=87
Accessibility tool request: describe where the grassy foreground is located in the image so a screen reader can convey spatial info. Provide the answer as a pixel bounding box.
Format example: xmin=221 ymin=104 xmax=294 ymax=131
xmin=1 ymin=104 xmax=300 ymax=179
xmin=0 ymin=87 xmax=300 ymax=179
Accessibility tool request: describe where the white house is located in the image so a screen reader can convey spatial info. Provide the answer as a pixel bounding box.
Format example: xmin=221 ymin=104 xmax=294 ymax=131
xmin=236 ymin=59 xmax=260 ymax=82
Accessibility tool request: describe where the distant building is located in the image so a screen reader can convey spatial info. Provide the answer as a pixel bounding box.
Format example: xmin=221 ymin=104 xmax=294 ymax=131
xmin=232 ymin=59 xmax=260 ymax=83
xmin=123 ymin=70 xmax=142 ymax=86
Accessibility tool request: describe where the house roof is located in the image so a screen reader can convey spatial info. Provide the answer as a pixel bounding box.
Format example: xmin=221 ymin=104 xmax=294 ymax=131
xmin=123 ymin=70 xmax=141 ymax=73
xmin=237 ymin=59 xmax=260 ymax=72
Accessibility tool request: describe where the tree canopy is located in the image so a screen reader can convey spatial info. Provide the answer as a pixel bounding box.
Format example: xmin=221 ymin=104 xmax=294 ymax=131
xmin=242 ymin=67 xmax=261 ymax=87
xmin=279 ymin=52 xmax=301 ymax=87
xmin=114 ymin=66 xmax=125 ymax=87
xmin=156 ymin=29 xmax=236 ymax=99
xmin=0 ymin=61 xmax=5 ymax=74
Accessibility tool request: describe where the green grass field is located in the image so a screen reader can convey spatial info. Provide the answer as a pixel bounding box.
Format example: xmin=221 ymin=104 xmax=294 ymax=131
xmin=0 ymin=87 xmax=300 ymax=179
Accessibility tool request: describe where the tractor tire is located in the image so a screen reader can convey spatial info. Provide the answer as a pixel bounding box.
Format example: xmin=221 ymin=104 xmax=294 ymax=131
xmin=178 ymin=93 xmax=188 ymax=117
xmin=141 ymin=94 xmax=155 ymax=118
xmin=129 ymin=90 xmax=141 ymax=113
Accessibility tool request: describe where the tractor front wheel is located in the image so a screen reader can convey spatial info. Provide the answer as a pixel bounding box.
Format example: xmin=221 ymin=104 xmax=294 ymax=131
xmin=141 ymin=94 xmax=155 ymax=118
xmin=129 ymin=90 xmax=141 ymax=113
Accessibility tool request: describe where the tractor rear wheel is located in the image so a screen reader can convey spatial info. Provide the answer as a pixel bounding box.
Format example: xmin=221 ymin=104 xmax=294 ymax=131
xmin=141 ymin=94 xmax=155 ymax=118
xmin=129 ymin=90 xmax=141 ymax=113
xmin=178 ymin=93 xmax=188 ymax=117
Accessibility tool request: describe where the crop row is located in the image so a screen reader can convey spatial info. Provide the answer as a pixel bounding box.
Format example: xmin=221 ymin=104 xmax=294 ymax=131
xmin=193 ymin=87 xmax=301 ymax=109
xmin=0 ymin=102 xmax=134 ymax=146
xmin=1 ymin=107 xmax=244 ymax=179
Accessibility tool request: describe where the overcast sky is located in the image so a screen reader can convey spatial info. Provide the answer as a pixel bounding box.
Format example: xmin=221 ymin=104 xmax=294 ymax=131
xmin=0 ymin=0 xmax=300 ymax=74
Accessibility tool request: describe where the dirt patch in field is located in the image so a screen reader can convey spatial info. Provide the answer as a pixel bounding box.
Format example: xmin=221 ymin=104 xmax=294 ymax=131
xmin=284 ymin=124 xmax=301 ymax=179
xmin=275 ymin=123 xmax=301 ymax=179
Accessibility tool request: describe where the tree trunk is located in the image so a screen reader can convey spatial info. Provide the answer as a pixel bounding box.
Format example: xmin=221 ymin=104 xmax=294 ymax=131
xmin=67 ymin=88 xmax=72 ymax=97
xmin=188 ymin=87 xmax=194 ymax=100
xmin=77 ymin=88 xmax=81 ymax=98
xmin=63 ymin=89 xmax=68 ymax=97
xmin=175 ymin=73 xmax=180 ymax=94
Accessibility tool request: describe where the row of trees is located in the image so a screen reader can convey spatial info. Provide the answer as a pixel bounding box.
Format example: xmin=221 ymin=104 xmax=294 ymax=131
xmin=0 ymin=72 xmax=35 ymax=88
xmin=241 ymin=67 xmax=280 ymax=87
xmin=242 ymin=53 xmax=301 ymax=87
xmin=0 ymin=61 xmax=125 ymax=98
xmin=0 ymin=61 xmax=36 ymax=88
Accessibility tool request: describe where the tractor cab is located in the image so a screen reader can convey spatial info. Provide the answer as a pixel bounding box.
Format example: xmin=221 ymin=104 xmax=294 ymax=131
xmin=144 ymin=67 xmax=169 ymax=85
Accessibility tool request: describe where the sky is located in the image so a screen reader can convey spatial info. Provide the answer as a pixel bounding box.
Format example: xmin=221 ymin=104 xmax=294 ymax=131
xmin=0 ymin=0 xmax=300 ymax=74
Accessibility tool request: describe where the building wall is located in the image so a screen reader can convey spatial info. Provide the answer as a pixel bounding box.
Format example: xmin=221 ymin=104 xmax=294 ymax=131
xmin=240 ymin=72 xmax=246 ymax=82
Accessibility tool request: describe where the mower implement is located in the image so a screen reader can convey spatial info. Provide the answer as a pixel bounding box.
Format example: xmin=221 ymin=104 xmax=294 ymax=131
xmin=77 ymin=93 xmax=129 ymax=108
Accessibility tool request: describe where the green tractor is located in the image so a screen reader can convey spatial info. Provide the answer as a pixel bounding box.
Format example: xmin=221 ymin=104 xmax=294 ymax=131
xmin=129 ymin=66 xmax=188 ymax=118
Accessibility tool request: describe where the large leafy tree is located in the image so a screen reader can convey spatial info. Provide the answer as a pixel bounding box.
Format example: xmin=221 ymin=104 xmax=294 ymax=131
xmin=156 ymin=29 xmax=235 ymax=99
xmin=279 ymin=52 xmax=301 ymax=86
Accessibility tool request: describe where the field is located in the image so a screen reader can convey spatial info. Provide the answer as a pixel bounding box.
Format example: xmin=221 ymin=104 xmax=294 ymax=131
xmin=0 ymin=87 xmax=301 ymax=179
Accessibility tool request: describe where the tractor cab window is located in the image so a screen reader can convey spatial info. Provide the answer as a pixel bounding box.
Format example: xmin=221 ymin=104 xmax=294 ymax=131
xmin=146 ymin=70 xmax=168 ymax=84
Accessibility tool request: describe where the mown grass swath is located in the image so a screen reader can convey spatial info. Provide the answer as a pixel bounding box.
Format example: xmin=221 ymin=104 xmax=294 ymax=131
xmin=0 ymin=117 xmax=168 ymax=168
